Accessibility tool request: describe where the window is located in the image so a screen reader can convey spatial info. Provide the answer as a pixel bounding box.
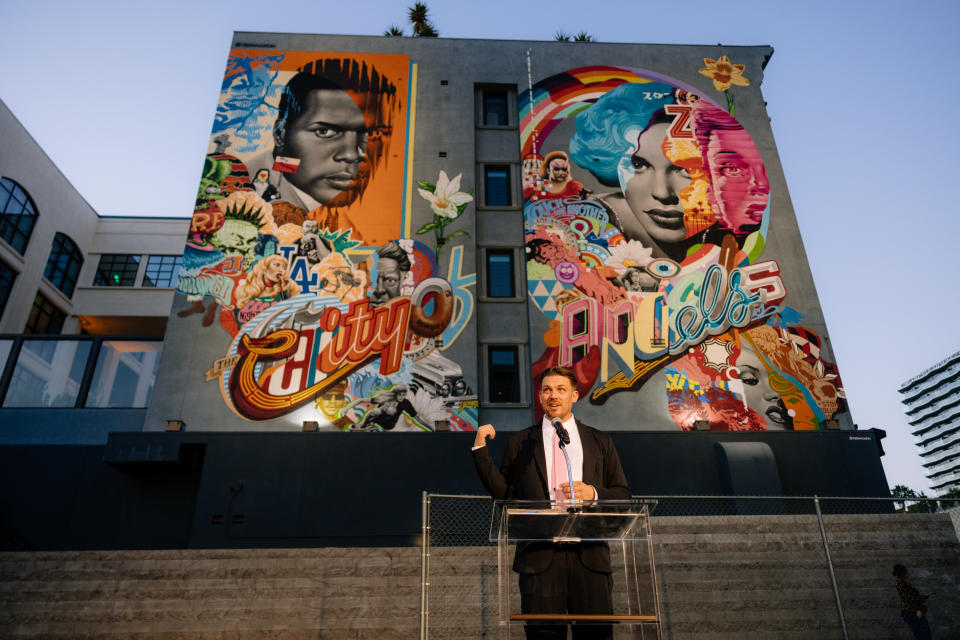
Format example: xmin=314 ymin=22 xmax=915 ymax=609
xmin=94 ymin=254 xmax=140 ymax=286
xmin=0 ymin=177 xmax=38 ymax=254
xmin=0 ymin=260 xmax=16 ymax=320
xmin=482 ymin=89 xmax=509 ymax=126
xmin=488 ymin=345 xmax=520 ymax=403
xmin=142 ymin=255 xmax=182 ymax=287
xmin=43 ymin=233 xmax=83 ymax=298
xmin=486 ymin=249 xmax=515 ymax=298
xmin=484 ymin=165 xmax=512 ymax=207
xmin=3 ymin=339 xmax=92 ymax=408
xmin=24 ymin=292 xmax=66 ymax=334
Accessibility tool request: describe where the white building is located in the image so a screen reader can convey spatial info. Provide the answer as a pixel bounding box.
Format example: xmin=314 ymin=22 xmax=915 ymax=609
xmin=899 ymin=351 xmax=960 ymax=494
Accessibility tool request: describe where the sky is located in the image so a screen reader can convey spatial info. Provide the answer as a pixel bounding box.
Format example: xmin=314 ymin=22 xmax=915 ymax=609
xmin=1 ymin=0 xmax=958 ymax=494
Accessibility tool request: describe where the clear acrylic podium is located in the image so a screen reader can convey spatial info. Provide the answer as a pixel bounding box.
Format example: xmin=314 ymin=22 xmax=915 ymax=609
xmin=490 ymin=499 xmax=661 ymax=638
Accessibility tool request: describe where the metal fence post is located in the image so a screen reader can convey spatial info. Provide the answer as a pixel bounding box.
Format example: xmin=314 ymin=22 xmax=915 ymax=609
xmin=814 ymin=495 xmax=848 ymax=640
xmin=420 ymin=491 xmax=430 ymax=640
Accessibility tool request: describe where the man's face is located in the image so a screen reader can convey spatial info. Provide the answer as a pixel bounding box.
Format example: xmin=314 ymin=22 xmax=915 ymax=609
xmin=373 ymin=257 xmax=403 ymax=301
xmin=539 ymin=374 xmax=578 ymax=422
xmin=279 ymin=89 xmax=369 ymax=206
xmin=302 ymin=220 xmax=319 ymax=235
xmin=548 ymin=159 xmax=569 ymax=183
xmin=315 ymin=380 xmax=348 ymax=419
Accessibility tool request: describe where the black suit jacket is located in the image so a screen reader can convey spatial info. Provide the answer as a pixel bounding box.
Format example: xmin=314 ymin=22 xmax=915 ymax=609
xmin=473 ymin=421 xmax=630 ymax=574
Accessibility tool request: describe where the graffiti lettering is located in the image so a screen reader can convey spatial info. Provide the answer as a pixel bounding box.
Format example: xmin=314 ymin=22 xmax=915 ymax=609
xmin=439 ymin=245 xmax=476 ymax=349
xmin=665 ymin=104 xmax=694 ymax=139
xmin=670 ymin=265 xmax=761 ymax=354
xmin=317 ymin=298 xmax=411 ymax=376
xmin=228 ymin=297 xmax=412 ymax=420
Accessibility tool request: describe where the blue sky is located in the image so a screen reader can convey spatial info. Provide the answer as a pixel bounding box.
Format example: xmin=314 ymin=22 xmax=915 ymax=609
xmin=2 ymin=0 xmax=958 ymax=494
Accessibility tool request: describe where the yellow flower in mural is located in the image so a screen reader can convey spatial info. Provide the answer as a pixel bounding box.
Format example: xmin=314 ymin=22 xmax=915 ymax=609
xmin=699 ymin=56 xmax=750 ymax=92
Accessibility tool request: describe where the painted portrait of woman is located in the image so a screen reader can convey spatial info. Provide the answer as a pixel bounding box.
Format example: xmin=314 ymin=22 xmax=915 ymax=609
xmin=569 ymin=82 xmax=770 ymax=262
xmin=692 ymin=101 xmax=770 ymax=244
xmin=234 ymin=254 xmax=301 ymax=311
xmin=570 ymin=82 xmax=696 ymax=263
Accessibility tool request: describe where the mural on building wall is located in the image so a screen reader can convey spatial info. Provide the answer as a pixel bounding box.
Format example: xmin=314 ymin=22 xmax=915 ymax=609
xmin=521 ymin=64 xmax=846 ymax=430
xmin=176 ymin=49 xmax=478 ymax=430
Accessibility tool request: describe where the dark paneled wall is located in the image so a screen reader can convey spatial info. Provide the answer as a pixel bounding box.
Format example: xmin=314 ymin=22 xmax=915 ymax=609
xmin=0 ymin=430 xmax=888 ymax=550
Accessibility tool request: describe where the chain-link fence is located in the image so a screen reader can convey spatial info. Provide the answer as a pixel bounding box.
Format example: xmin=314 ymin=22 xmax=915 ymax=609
xmin=421 ymin=495 xmax=960 ymax=640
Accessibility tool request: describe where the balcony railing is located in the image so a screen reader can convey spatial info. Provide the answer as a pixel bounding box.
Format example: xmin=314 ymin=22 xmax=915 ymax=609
xmin=0 ymin=334 xmax=163 ymax=410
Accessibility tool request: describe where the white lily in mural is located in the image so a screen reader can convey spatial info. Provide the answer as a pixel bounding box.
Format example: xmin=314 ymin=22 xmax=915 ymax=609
xmin=418 ymin=170 xmax=473 ymax=218
xmin=416 ymin=170 xmax=474 ymax=261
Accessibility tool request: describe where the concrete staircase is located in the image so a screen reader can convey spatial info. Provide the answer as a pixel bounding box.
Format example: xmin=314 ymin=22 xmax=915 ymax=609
xmin=0 ymin=547 xmax=421 ymax=639
xmin=652 ymin=512 xmax=960 ymax=639
xmin=1 ymin=512 xmax=958 ymax=639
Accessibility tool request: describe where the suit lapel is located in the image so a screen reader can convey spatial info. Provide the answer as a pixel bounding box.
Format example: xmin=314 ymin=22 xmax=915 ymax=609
xmin=578 ymin=421 xmax=601 ymax=487
xmin=531 ymin=425 xmax=549 ymax=498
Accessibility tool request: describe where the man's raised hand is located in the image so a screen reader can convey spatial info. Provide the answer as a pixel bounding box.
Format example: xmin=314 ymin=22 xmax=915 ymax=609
xmin=474 ymin=424 xmax=496 ymax=448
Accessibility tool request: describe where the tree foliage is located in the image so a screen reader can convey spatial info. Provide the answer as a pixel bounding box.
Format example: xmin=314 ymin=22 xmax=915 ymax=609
xmin=408 ymin=2 xmax=438 ymax=37
xmin=554 ymin=30 xmax=595 ymax=42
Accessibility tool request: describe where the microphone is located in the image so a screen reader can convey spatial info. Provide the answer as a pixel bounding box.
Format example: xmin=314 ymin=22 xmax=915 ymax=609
xmin=551 ymin=418 xmax=570 ymax=446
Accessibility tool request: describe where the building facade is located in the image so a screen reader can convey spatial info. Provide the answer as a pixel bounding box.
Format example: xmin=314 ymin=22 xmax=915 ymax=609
xmin=0 ymin=34 xmax=891 ymax=550
xmin=900 ymin=352 xmax=960 ymax=494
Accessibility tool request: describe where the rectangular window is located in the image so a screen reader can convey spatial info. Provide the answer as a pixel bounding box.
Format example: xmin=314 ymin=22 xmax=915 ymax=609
xmin=24 ymin=292 xmax=66 ymax=334
xmin=482 ymin=90 xmax=509 ymax=126
xmin=486 ymin=249 xmax=515 ymax=298
xmin=142 ymin=255 xmax=183 ymax=287
xmin=488 ymin=345 xmax=520 ymax=403
xmin=3 ymin=339 xmax=92 ymax=408
xmin=94 ymin=254 xmax=140 ymax=286
xmin=0 ymin=259 xmax=16 ymax=320
xmin=85 ymin=340 xmax=162 ymax=408
xmin=484 ymin=165 xmax=511 ymax=207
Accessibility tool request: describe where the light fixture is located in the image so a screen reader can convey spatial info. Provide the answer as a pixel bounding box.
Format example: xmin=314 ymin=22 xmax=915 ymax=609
xmin=165 ymin=420 xmax=185 ymax=432
xmin=693 ymin=420 xmax=710 ymax=431
xmin=302 ymin=420 xmax=319 ymax=432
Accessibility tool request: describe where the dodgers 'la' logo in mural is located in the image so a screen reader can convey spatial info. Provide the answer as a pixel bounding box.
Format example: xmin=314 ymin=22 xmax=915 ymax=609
xmin=521 ymin=65 xmax=845 ymax=431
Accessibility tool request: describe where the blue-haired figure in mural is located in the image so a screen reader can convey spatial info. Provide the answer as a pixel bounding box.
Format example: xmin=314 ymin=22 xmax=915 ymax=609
xmin=570 ymin=83 xmax=694 ymax=263
xmin=246 ymin=58 xmax=397 ymax=225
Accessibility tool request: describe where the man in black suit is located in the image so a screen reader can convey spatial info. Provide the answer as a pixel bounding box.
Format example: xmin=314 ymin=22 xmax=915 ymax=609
xmin=473 ymin=366 xmax=630 ymax=640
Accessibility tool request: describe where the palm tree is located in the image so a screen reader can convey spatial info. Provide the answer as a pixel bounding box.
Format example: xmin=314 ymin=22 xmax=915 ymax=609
xmin=554 ymin=30 xmax=595 ymax=42
xmin=408 ymin=2 xmax=438 ymax=37
xmin=891 ymin=484 xmax=917 ymax=512
xmin=384 ymin=25 xmax=404 ymax=37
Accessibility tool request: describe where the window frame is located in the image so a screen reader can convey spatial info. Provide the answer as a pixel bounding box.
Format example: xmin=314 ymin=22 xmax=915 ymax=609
xmin=0 ymin=177 xmax=39 ymax=255
xmin=43 ymin=232 xmax=84 ymax=299
xmin=0 ymin=259 xmax=17 ymax=323
xmin=24 ymin=291 xmax=67 ymax=335
xmin=476 ymin=85 xmax=517 ymax=129
xmin=481 ymin=164 xmax=516 ymax=209
xmin=142 ymin=255 xmax=183 ymax=288
xmin=481 ymin=247 xmax=522 ymax=301
xmin=482 ymin=343 xmax=529 ymax=406
xmin=94 ymin=254 xmax=141 ymax=287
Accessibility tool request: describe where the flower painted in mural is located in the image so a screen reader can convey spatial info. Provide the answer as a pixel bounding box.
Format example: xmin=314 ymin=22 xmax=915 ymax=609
xmin=416 ymin=170 xmax=473 ymax=260
xmin=418 ymin=170 xmax=473 ymax=218
xmin=604 ymin=240 xmax=662 ymax=293
xmin=699 ymin=56 xmax=749 ymax=92
xmin=698 ymin=55 xmax=750 ymax=116
xmin=603 ymin=240 xmax=654 ymax=275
